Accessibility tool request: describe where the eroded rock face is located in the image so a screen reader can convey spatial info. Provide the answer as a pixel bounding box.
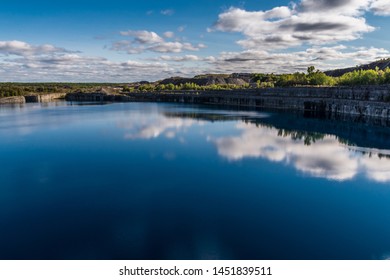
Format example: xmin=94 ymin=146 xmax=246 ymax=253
xmin=159 ymin=74 xmax=252 ymax=86
xmin=0 ymin=96 xmax=25 ymax=104
xmin=25 ymin=93 xmax=66 ymax=103
xmin=121 ymin=85 xmax=390 ymax=119
xmin=0 ymin=93 xmax=66 ymax=104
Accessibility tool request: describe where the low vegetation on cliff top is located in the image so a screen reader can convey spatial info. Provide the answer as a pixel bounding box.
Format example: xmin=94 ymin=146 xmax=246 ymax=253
xmin=123 ymin=65 xmax=390 ymax=92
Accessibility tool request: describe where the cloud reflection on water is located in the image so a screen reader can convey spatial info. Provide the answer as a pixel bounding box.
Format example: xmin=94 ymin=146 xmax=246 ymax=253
xmin=212 ymin=122 xmax=390 ymax=183
xmin=359 ymin=155 xmax=390 ymax=183
xmin=122 ymin=116 xmax=201 ymax=140
xmin=119 ymin=108 xmax=390 ymax=183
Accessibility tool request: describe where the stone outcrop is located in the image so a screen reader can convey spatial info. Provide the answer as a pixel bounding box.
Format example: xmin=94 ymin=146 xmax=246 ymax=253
xmin=0 ymin=93 xmax=66 ymax=105
xmin=0 ymin=96 xmax=26 ymax=104
xmin=119 ymin=85 xmax=390 ymax=119
xmin=159 ymin=74 xmax=252 ymax=86
xmin=3 ymin=86 xmax=390 ymax=120
xmin=24 ymin=93 xmax=66 ymax=103
xmin=65 ymin=92 xmax=132 ymax=102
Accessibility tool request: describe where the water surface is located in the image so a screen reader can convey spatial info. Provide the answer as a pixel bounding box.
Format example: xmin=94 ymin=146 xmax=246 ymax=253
xmin=1 ymin=101 xmax=390 ymax=260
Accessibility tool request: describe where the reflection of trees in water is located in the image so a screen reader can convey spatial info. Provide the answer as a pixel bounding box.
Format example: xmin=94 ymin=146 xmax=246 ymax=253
xmin=337 ymin=137 xmax=356 ymax=147
xmin=164 ymin=111 xmax=331 ymax=146
xmin=345 ymin=148 xmax=390 ymax=159
xmin=164 ymin=112 xmax=246 ymax=122
xmin=378 ymin=154 xmax=390 ymax=159
xmin=277 ymin=129 xmax=325 ymax=146
xmin=163 ymin=110 xmax=390 ymax=154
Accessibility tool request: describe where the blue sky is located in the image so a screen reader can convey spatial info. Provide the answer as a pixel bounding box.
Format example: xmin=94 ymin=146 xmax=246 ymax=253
xmin=0 ymin=0 xmax=389 ymax=82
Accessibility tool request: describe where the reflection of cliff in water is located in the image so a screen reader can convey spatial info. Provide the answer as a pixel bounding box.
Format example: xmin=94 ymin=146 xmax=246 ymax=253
xmin=164 ymin=109 xmax=390 ymax=151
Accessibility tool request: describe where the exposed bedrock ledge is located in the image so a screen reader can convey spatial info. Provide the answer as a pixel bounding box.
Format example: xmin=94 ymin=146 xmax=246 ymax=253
xmin=0 ymin=93 xmax=66 ymax=104
xmin=0 ymin=96 xmax=26 ymax=104
xmin=65 ymin=92 xmax=132 ymax=102
xmin=7 ymin=85 xmax=382 ymax=119
xmin=24 ymin=93 xmax=66 ymax=103
xmin=66 ymin=86 xmax=390 ymax=119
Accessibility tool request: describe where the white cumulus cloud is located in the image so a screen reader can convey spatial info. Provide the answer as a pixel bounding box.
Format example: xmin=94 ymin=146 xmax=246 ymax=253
xmin=209 ymin=0 xmax=390 ymax=50
xmin=0 ymin=40 xmax=73 ymax=56
xmin=207 ymin=45 xmax=389 ymax=74
xmin=112 ymin=30 xmax=206 ymax=54
xmin=0 ymin=40 xmax=184 ymax=82
xmin=370 ymin=0 xmax=390 ymax=15
xmin=120 ymin=30 xmax=164 ymax=44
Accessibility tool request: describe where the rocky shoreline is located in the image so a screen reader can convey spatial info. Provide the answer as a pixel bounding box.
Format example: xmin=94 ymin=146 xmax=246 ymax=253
xmin=0 ymin=93 xmax=66 ymax=104
xmin=2 ymin=86 xmax=390 ymax=119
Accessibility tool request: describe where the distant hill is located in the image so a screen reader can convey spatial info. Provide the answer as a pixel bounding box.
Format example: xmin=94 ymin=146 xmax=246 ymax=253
xmin=158 ymin=73 xmax=253 ymax=86
xmin=325 ymin=58 xmax=390 ymax=77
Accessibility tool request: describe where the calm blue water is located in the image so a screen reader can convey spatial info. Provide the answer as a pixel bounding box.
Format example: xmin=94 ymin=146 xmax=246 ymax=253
xmin=1 ymin=101 xmax=390 ymax=260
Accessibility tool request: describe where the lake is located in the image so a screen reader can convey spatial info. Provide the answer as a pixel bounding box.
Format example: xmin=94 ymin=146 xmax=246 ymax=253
xmin=1 ymin=101 xmax=390 ymax=260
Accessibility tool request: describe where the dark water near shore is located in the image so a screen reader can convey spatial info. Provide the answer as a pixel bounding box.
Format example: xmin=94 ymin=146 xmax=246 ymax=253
xmin=1 ymin=101 xmax=390 ymax=260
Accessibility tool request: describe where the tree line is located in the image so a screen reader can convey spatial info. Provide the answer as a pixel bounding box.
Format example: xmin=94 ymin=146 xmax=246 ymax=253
xmin=250 ymin=66 xmax=390 ymax=87
xmin=124 ymin=66 xmax=390 ymax=93
xmin=0 ymin=83 xmax=120 ymax=98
